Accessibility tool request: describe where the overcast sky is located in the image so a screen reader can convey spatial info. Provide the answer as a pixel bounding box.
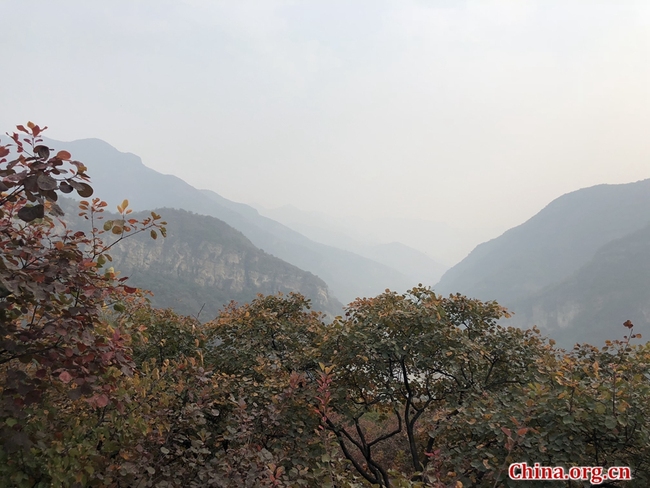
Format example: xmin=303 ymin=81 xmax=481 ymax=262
xmin=2 ymin=0 xmax=649 ymax=239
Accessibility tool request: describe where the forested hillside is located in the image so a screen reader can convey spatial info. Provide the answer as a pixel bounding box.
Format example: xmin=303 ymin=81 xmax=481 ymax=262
xmin=436 ymin=179 xmax=650 ymax=346
xmin=512 ymin=221 xmax=650 ymax=346
xmin=57 ymin=199 xmax=342 ymax=319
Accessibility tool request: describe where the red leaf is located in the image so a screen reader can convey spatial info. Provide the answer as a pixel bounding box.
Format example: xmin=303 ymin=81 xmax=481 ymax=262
xmin=96 ymin=394 xmax=109 ymax=408
xmin=88 ymin=393 xmax=109 ymax=408
xmin=59 ymin=371 xmax=73 ymax=384
xmin=56 ymin=150 xmax=71 ymax=160
xmin=123 ymin=285 xmax=138 ymax=294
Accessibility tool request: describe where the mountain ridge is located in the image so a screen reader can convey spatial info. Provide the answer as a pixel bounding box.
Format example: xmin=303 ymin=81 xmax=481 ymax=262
xmin=435 ymin=178 xmax=650 ymax=346
xmin=436 ymin=179 xmax=650 ymax=301
xmin=45 ymin=137 xmax=418 ymax=304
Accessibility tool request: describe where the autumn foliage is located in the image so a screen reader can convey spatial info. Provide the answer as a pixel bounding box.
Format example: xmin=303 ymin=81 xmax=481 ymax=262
xmin=2 ymin=124 xmax=650 ymax=487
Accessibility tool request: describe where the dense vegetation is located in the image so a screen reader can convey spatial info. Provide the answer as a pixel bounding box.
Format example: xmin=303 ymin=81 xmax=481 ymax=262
xmin=2 ymin=124 xmax=650 ymax=487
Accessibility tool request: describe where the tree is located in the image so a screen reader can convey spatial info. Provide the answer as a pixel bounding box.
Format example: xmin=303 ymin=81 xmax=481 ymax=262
xmin=0 ymin=123 xmax=166 ymax=486
xmin=425 ymin=323 xmax=650 ymax=487
xmin=205 ymin=293 xmax=336 ymax=485
xmin=317 ymin=287 xmax=550 ymax=487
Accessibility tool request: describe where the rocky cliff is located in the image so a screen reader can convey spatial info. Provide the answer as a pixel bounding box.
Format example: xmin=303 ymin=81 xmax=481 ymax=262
xmin=59 ymin=199 xmax=342 ymax=320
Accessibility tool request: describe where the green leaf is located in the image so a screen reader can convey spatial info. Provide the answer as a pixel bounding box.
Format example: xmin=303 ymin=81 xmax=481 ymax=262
xmin=76 ymin=182 xmax=93 ymax=198
xmin=37 ymin=173 xmax=57 ymax=191
xmin=17 ymin=204 xmax=44 ymax=222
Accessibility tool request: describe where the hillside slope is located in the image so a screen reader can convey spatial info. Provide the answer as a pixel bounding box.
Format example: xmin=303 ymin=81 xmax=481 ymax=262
xmin=511 ymin=223 xmax=650 ymax=347
xmin=58 ymin=199 xmax=342 ymax=319
xmin=435 ymin=179 xmax=650 ymax=346
xmin=436 ymin=179 xmax=650 ymax=303
xmin=252 ymin=203 xmax=449 ymax=284
xmin=48 ymin=137 xmax=415 ymax=303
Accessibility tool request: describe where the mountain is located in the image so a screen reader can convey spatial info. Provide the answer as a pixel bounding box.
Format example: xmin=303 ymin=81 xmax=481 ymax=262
xmin=47 ymin=137 xmax=415 ymax=304
xmin=57 ymin=199 xmax=342 ymax=320
xmin=512 ymin=222 xmax=650 ymax=347
xmin=252 ymin=204 xmax=449 ymax=285
xmin=435 ymin=179 xmax=650 ymax=347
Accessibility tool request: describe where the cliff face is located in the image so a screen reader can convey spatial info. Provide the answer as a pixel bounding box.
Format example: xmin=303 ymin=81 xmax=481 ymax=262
xmin=59 ymin=200 xmax=342 ymax=320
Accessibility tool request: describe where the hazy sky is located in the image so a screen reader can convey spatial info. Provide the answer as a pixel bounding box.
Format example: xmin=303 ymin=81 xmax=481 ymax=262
xmin=2 ymin=1 xmax=649 ymax=237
